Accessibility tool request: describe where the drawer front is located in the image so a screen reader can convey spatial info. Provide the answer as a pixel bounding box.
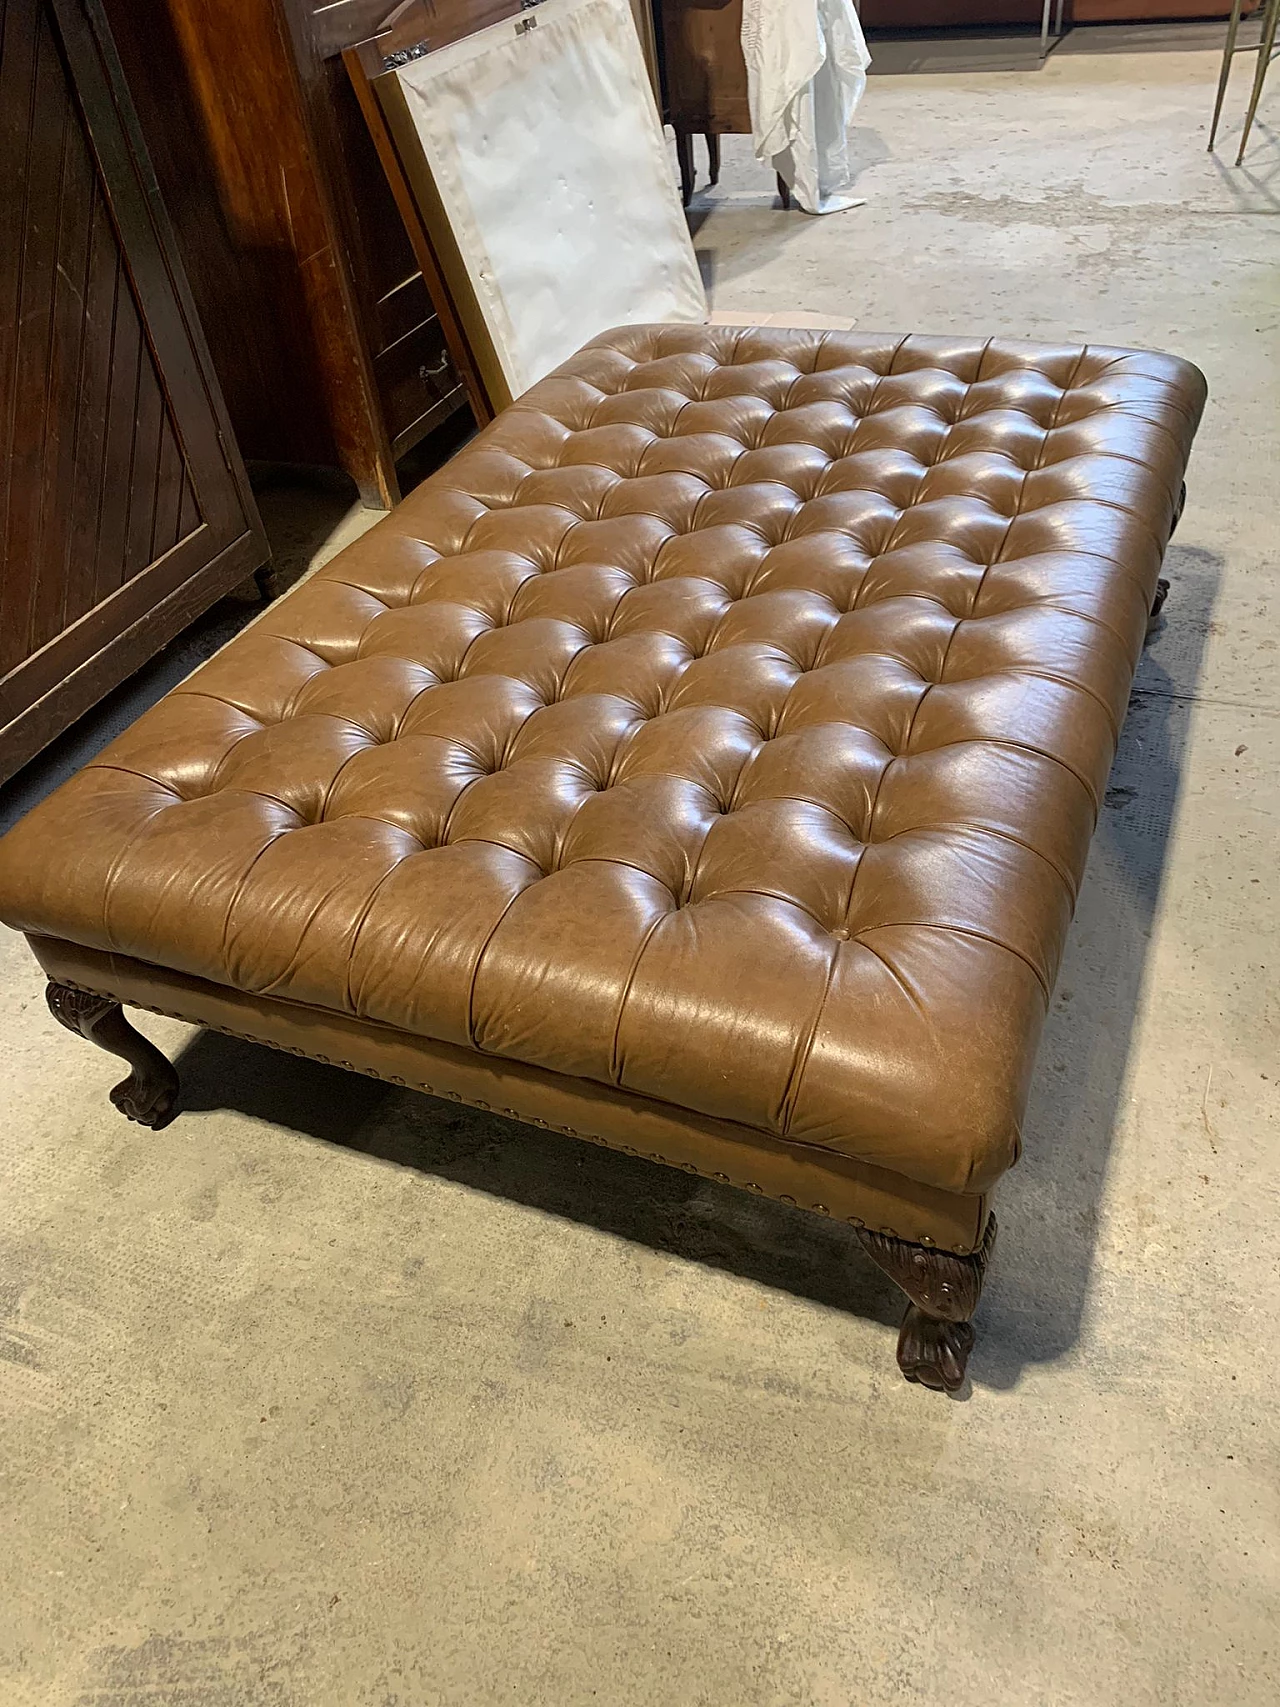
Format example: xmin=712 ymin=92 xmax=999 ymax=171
xmin=373 ymin=316 xmax=459 ymax=445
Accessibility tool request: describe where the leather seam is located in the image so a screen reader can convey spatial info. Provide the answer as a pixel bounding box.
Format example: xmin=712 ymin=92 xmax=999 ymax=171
xmin=855 ymin=920 xmax=1052 ymax=1005
xmin=607 ymin=905 xmax=676 ymax=1088
xmin=895 ymin=733 xmax=1103 ymax=819
xmin=463 ymin=869 xmax=557 ymax=1051
xmin=778 ymin=940 xmax=842 ymax=1140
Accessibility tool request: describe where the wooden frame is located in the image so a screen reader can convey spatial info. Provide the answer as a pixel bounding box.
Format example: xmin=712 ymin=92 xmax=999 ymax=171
xmin=344 ymin=0 xmax=700 ymax=422
xmin=342 ymin=2 xmax=519 ymax=426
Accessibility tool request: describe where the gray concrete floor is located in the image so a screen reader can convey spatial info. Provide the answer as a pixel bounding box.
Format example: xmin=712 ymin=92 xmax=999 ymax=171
xmin=2 ymin=32 xmax=1278 ymax=1707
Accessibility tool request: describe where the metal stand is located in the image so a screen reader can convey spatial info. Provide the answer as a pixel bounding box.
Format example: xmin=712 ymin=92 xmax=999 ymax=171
xmin=1040 ymin=0 xmax=1066 ymax=59
xmin=1209 ymin=0 xmax=1280 ymax=163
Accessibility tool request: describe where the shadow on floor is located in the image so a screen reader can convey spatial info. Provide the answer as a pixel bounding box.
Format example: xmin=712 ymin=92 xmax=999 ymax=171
xmin=1208 ymin=122 xmax=1280 ymax=202
xmin=167 ymin=545 xmax=1217 ymax=1393
xmin=976 ymin=541 xmax=1220 ymax=1386
xmin=174 ymin=1032 xmax=908 ymax=1339
xmin=685 ymin=125 xmax=889 ymax=299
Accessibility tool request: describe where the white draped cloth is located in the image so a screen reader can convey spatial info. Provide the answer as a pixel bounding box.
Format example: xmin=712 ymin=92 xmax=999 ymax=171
xmin=741 ymin=0 xmax=871 ymax=216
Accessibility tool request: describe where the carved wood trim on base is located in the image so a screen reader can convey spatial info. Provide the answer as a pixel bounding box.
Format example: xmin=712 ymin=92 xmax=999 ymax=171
xmin=46 ymin=981 xmax=180 ymax=1129
xmin=855 ymin=1214 xmax=997 ymax=1392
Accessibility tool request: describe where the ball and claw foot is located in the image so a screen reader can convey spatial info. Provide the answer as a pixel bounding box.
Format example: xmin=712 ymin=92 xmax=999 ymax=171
xmin=107 ymin=1070 xmax=178 ymax=1129
xmin=46 ymin=982 xmax=179 ymax=1130
xmin=897 ymin=1307 xmax=976 ymax=1392
xmin=855 ymin=1214 xmax=996 ymax=1392
xmin=1146 ymin=576 xmax=1170 ymax=640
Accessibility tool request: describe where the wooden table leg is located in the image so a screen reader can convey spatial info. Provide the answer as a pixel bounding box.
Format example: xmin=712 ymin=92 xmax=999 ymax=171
xmin=675 ymin=129 xmax=695 ymax=206
xmin=855 ymin=1215 xmax=997 ymax=1391
xmin=705 ymin=132 xmax=720 ymax=186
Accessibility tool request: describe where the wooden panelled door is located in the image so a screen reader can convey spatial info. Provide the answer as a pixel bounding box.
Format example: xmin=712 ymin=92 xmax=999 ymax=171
xmin=0 ymin=0 xmax=267 ymax=786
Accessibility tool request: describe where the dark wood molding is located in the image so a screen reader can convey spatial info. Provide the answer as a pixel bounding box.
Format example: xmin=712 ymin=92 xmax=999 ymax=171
xmin=856 ymin=1215 xmax=997 ymax=1391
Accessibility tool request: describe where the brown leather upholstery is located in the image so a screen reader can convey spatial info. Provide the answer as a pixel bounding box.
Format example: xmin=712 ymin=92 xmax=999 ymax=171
xmin=26 ymin=932 xmax=992 ymax=1252
xmin=0 ymin=327 xmax=1205 ymax=1219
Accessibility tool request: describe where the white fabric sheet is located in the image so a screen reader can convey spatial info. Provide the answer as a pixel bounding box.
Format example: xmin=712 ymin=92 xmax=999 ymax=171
xmin=394 ymin=0 xmax=705 ymax=399
xmin=741 ymin=0 xmax=871 ymax=216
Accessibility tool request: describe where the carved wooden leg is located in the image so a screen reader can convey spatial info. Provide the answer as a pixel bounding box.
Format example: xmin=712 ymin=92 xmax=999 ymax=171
xmin=675 ymin=129 xmax=694 ymax=206
xmin=705 ymin=131 xmax=720 ymax=186
xmin=855 ymin=1215 xmax=996 ymax=1391
xmin=46 ymin=983 xmax=179 ymax=1129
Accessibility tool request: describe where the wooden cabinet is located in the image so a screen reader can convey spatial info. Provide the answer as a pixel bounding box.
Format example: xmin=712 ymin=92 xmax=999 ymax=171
xmin=659 ymin=0 xmax=750 ymax=135
xmin=857 ymin=2 xmax=1041 ymax=22
xmin=0 ymin=0 xmax=268 ymax=786
xmin=281 ymin=1 xmax=477 ymax=480
xmin=1071 ymin=2 xmax=1244 ymax=18
xmin=103 ymin=0 xmax=475 ymax=509
xmin=856 ymin=3 xmax=1244 ymax=24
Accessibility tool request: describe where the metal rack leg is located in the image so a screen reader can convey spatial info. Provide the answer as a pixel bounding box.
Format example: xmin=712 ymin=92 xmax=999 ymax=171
xmin=1237 ymin=0 xmax=1280 ymax=164
xmin=1041 ymin=0 xmax=1052 ymax=58
xmin=1210 ymin=0 xmax=1249 ymax=152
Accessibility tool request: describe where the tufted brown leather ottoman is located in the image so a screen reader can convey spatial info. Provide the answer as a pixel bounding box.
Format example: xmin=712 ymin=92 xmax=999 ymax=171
xmin=0 ymin=326 xmax=1205 ymax=1390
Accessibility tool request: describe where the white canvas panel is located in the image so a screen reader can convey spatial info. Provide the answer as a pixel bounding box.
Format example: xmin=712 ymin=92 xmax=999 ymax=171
xmin=394 ymin=0 xmax=706 ymax=398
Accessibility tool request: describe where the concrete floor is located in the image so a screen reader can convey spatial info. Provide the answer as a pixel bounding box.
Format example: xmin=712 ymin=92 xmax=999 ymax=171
xmin=2 ymin=31 xmax=1278 ymax=1707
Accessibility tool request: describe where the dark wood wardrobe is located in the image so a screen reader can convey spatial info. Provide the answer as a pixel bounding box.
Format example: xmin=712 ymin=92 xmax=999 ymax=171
xmin=0 ymin=0 xmax=267 ymax=786
xmin=101 ymin=0 xmax=481 ymax=510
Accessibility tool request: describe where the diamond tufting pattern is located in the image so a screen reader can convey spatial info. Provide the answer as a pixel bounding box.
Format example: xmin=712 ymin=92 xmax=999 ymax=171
xmin=0 ymin=326 xmax=1205 ymax=1195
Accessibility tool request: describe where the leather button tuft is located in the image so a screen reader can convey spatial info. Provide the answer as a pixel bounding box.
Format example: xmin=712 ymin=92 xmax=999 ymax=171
xmin=0 ymin=324 xmax=1205 ymax=1219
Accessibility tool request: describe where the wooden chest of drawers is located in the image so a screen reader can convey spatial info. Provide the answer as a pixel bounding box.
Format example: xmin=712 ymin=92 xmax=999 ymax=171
xmin=104 ymin=0 xmax=476 ymax=507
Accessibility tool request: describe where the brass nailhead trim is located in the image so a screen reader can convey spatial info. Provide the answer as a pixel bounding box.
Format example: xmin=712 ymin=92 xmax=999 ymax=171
xmin=52 ymin=980 xmax=956 ymax=1247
